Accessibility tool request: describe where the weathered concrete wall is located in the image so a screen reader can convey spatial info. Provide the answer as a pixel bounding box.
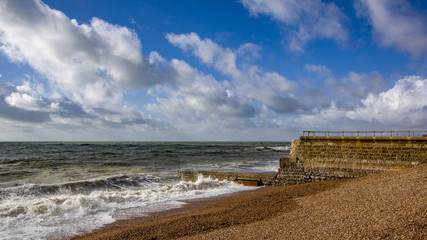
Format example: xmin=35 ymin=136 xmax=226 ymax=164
xmin=178 ymin=169 xmax=277 ymax=186
xmin=277 ymin=136 xmax=427 ymax=185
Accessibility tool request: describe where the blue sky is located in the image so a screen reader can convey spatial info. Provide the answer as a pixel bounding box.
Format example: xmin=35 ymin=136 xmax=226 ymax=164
xmin=0 ymin=0 xmax=426 ymax=141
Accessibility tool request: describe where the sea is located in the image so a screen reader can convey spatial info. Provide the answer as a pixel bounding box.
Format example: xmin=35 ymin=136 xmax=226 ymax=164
xmin=0 ymin=141 xmax=290 ymax=240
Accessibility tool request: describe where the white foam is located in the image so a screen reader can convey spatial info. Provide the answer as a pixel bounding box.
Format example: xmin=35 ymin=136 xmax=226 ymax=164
xmin=254 ymin=146 xmax=290 ymax=152
xmin=270 ymin=146 xmax=290 ymax=151
xmin=0 ymin=175 xmax=252 ymax=240
xmin=251 ymin=160 xmax=281 ymax=172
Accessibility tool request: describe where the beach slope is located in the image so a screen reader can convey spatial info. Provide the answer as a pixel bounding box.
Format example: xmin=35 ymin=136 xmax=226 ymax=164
xmin=74 ymin=164 xmax=426 ymax=240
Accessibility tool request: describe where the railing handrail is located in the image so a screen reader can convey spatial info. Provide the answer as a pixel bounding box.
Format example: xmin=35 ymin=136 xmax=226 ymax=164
xmin=302 ymin=130 xmax=427 ymax=137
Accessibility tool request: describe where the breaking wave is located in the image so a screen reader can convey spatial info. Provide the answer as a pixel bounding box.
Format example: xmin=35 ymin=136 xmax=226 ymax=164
xmin=0 ymin=174 xmax=251 ymax=240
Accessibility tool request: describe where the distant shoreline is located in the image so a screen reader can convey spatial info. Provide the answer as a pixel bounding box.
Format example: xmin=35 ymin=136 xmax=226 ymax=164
xmin=71 ymin=164 xmax=427 ymax=239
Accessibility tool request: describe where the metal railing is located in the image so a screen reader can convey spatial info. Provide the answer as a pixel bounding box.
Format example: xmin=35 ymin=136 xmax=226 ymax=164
xmin=302 ymin=130 xmax=427 ymax=137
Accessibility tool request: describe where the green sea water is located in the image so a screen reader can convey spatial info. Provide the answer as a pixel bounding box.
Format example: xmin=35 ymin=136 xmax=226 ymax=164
xmin=0 ymin=141 xmax=289 ymax=239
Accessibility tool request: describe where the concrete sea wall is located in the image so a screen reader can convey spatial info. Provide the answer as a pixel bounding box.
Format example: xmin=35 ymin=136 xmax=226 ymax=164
xmin=178 ymin=131 xmax=426 ymax=186
xmin=276 ymin=134 xmax=427 ymax=185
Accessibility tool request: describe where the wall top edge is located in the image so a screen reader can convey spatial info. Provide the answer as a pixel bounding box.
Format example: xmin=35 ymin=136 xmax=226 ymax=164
xmin=300 ymin=136 xmax=427 ymax=141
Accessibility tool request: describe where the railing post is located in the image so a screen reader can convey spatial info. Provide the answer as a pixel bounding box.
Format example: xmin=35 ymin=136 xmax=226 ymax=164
xmin=301 ymin=130 xmax=425 ymax=138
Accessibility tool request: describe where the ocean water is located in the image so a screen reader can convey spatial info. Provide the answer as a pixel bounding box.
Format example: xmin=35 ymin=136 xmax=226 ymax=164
xmin=0 ymin=142 xmax=289 ymax=239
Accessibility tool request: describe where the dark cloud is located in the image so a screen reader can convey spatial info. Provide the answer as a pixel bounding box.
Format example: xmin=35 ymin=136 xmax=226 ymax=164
xmin=267 ymin=95 xmax=307 ymax=114
xmin=55 ymin=98 xmax=92 ymax=119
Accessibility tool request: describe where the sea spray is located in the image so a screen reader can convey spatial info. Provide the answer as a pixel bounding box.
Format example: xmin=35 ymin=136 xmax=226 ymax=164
xmin=0 ymin=142 xmax=289 ymax=239
xmin=1 ymin=174 xmax=250 ymax=239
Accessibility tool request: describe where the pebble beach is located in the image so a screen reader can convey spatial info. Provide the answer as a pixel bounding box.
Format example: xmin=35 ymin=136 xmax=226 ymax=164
xmin=72 ymin=164 xmax=426 ymax=240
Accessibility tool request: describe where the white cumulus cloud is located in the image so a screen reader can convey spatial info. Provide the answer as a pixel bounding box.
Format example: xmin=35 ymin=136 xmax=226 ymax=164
xmin=166 ymin=32 xmax=242 ymax=79
xmin=0 ymin=0 xmax=165 ymax=109
xmin=5 ymin=92 xmax=57 ymax=112
xmin=293 ymin=76 xmax=427 ymax=130
xmin=240 ymin=0 xmax=349 ymax=51
xmin=146 ymin=58 xmax=255 ymax=131
xmin=0 ymin=0 xmax=168 ymax=134
xmin=166 ymin=32 xmax=304 ymax=114
xmin=347 ymin=76 xmax=427 ymax=128
xmin=0 ymin=0 xmax=424 ymax=140
xmin=355 ymin=0 xmax=427 ymax=58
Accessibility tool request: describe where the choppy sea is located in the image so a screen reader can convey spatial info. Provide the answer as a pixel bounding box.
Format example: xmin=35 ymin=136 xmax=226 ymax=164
xmin=0 ymin=142 xmax=289 ymax=239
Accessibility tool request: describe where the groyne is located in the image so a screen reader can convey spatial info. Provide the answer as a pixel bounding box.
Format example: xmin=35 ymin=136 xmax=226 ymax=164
xmin=178 ymin=131 xmax=426 ymax=186
xmin=178 ymin=168 xmax=277 ymax=186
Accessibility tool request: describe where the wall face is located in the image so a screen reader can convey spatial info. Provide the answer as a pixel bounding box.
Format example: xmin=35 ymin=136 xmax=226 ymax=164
xmin=178 ymin=169 xmax=277 ymax=186
xmin=278 ymin=136 xmax=426 ymax=184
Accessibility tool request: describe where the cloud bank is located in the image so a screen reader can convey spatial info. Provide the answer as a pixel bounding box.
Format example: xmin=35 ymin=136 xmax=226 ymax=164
xmin=0 ymin=0 xmax=164 ymax=134
xmin=166 ymin=32 xmax=304 ymax=115
xmin=294 ymin=76 xmax=427 ymax=130
xmin=0 ymin=0 xmax=172 ymax=106
xmin=0 ymin=0 xmax=425 ymax=140
xmin=347 ymin=76 xmax=427 ymax=128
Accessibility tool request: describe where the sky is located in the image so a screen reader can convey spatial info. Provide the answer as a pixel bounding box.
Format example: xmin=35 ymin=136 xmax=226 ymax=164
xmin=0 ymin=0 xmax=426 ymax=141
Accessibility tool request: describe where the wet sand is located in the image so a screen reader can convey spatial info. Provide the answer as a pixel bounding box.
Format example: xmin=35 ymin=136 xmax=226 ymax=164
xmin=72 ymin=164 xmax=426 ymax=240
